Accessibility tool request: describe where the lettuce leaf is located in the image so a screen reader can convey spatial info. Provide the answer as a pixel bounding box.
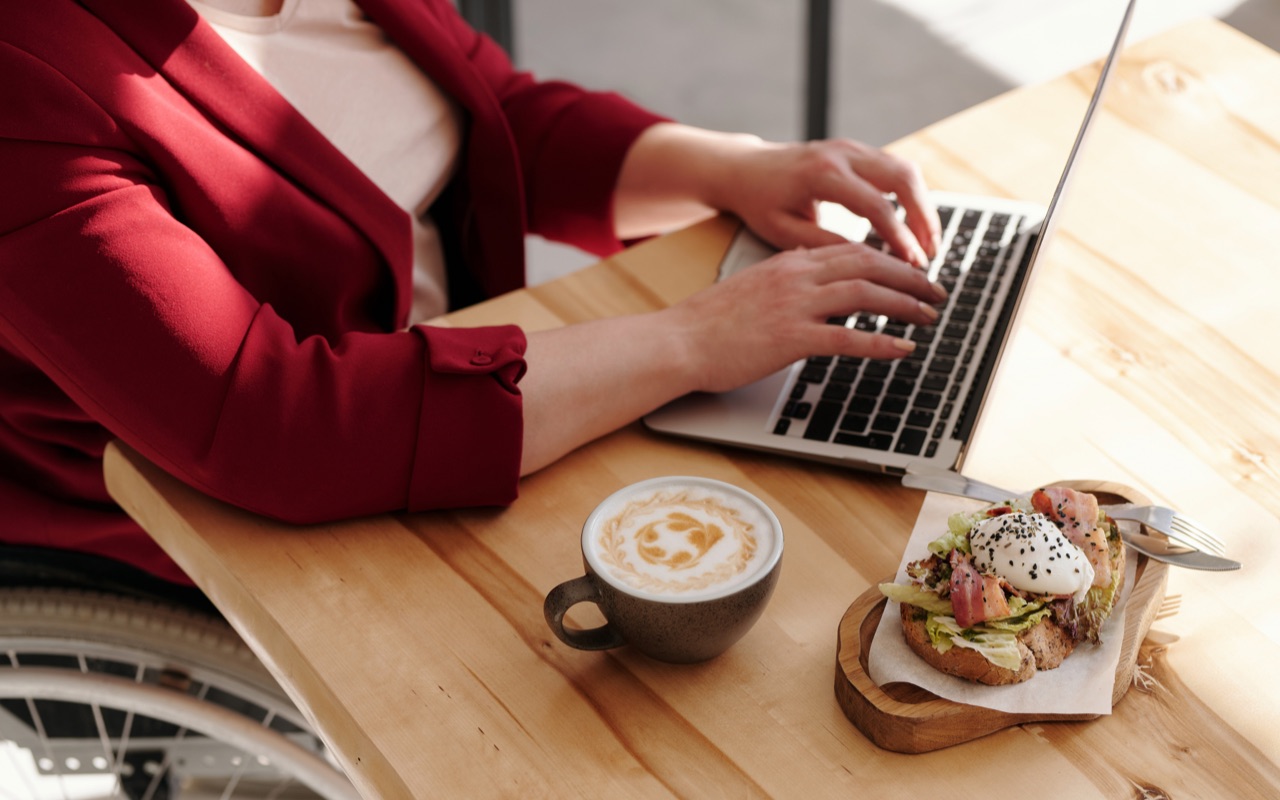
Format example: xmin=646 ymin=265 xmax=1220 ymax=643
xmin=878 ymin=582 xmax=953 ymax=616
xmin=927 ymin=615 xmax=1025 ymax=671
xmin=928 ymin=528 xmax=970 ymax=557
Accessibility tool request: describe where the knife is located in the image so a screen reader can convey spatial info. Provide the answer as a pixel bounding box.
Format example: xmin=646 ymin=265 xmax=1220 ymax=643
xmin=900 ymin=467 xmax=1242 ymax=571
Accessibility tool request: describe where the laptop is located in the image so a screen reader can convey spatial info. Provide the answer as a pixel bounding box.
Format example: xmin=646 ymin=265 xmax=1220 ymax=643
xmin=643 ymin=0 xmax=1137 ymax=475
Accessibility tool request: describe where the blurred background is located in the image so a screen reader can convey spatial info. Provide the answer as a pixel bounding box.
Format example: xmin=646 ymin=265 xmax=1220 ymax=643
xmin=506 ymin=0 xmax=1280 ymax=283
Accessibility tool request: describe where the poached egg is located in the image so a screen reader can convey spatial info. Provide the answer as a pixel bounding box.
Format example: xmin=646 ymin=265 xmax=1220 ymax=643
xmin=969 ymin=511 xmax=1095 ymax=602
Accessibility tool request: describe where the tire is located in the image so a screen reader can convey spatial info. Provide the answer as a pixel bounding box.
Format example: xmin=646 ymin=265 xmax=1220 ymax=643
xmin=0 ymin=588 xmax=356 ymax=799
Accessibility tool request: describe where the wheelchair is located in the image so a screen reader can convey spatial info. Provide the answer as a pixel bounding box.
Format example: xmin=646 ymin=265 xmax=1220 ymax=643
xmin=0 ymin=545 xmax=358 ymax=799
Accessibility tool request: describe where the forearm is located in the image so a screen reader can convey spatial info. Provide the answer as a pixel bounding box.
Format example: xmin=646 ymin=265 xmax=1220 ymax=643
xmin=612 ymin=122 xmax=772 ymax=240
xmin=519 ymin=310 xmax=699 ymax=475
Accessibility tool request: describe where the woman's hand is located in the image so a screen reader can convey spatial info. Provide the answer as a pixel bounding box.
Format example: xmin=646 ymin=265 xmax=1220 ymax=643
xmin=614 ymin=123 xmax=942 ymax=268
xmin=709 ymin=138 xmax=941 ymax=268
xmin=519 ymin=240 xmax=946 ymax=474
xmin=664 ymin=241 xmax=947 ymax=393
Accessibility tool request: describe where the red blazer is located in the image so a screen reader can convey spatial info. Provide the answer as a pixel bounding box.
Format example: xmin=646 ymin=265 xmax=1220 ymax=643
xmin=0 ymin=0 xmax=666 ymax=583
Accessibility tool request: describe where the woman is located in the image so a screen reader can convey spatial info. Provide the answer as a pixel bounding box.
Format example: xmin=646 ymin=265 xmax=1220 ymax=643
xmin=0 ymin=0 xmax=944 ymax=586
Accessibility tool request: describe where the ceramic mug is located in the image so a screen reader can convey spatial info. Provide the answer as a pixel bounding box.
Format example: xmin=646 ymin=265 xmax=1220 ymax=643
xmin=543 ymin=476 xmax=784 ymax=663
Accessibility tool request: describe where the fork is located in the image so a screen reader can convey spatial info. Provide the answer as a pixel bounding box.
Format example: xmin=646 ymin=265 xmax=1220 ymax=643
xmin=1097 ymin=504 xmax=1225 ymax=555
xmin=901 ymin=466 xmax=1227 ymax=555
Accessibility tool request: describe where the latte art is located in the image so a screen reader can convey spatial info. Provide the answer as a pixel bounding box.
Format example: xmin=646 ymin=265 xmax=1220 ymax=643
xmin=590 ymin=483 xmax=776 ymax=598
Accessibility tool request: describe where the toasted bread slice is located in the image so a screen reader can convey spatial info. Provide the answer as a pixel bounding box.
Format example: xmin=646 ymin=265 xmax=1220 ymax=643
xmin=899 ymin=603 xmax=1037 ymax=685
xmin=899 ymin=535 xmax=1126 ymax=685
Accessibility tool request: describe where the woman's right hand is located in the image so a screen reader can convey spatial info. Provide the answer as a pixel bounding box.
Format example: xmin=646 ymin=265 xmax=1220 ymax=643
xmin=519 ymin=241 xmax=944 ymax=475
xmin=665 ymin=241 xmax=947 ymax=395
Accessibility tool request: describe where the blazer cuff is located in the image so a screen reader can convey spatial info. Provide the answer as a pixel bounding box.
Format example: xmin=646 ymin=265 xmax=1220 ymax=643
xmin=407 ymin=324 xmax=527 ymax=509
xmin=527 ymin=91 xmax=669 ymax=256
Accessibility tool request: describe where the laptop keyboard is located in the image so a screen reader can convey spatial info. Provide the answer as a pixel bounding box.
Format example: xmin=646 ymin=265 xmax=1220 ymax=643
xmin=769 ymin=204 xmax=1028 ymax=459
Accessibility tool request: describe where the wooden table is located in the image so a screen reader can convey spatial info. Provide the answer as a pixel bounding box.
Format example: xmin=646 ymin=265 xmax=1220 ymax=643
xmin=105 ymin=18 xmax=1280 ymax=799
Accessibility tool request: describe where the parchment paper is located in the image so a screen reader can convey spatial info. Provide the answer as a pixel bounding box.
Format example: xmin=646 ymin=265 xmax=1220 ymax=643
xmin=866 ymin=492 xmax=1136 ymax=715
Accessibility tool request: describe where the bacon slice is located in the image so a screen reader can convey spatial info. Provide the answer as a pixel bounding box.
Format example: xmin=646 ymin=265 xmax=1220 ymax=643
xmin=1032 ymin=487 xmax=1112 ymax=588
xmin=948 ymin=550 xmax=1010 ymax=627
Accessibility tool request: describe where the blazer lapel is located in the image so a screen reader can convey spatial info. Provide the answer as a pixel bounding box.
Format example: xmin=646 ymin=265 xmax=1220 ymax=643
xmin=77 ymin=0 xmax=415 ymax=325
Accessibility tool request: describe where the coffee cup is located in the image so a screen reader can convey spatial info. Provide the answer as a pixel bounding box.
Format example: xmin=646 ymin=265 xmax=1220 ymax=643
xmin=543 ymin=476 xmax=784 ymax=663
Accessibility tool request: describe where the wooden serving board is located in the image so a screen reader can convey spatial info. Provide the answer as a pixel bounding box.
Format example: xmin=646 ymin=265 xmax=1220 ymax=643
xmin=834 ymin=481 xmax=1169 ymax=753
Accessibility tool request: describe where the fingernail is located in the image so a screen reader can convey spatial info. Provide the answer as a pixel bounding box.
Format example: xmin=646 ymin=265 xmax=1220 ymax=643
xmin=913 ymin=244 xmax=930 ymax=268
xmin=931 ymin=281 xmax=948 ymax=301
xmin=892 ymin=338 xmax=917 ymax=353
xmin=918 ymin=301 xmax=939 ymax=321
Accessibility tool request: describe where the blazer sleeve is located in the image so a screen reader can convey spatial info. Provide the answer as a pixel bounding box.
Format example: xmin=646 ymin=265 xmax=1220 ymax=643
xmin=427 ymin=0 xmax=671 ymax=256
xmin=0 ymin=39 xmax=526 ymax=522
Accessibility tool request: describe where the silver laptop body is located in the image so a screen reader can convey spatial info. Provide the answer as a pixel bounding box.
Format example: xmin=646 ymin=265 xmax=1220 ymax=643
xmin=643 ymin=0 xmax=1137 ymax=475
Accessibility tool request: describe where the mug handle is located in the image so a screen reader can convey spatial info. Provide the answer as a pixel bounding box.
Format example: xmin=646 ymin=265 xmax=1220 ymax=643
xmin=543 ymin=575 xmax=625 ymax=651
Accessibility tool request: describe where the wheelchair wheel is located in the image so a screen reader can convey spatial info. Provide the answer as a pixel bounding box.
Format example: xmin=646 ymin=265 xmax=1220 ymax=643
xmin=0 ymin=587 xmax=358 ymax=799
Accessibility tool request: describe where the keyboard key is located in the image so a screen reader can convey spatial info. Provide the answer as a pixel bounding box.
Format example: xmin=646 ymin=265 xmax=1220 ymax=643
xmin=773 ymin=418 xmax=790 ymax=435
xmin=854 ymin=378 xmax=885 ymax=397
xmin=803 ymin=401 xmax=843 ymax=441
xmin=830 ymin=363 xmax=859 ymax=383
xmin=839 ymin=412 xmax=870 ymax=432
xmin=881 ymin=395 xmax=908 ymax=414
xmin=800 ymin=363 xmax=829 ymax=383
xmin=907 ymin=410 xmax=935 ymax=428
xmin=872 ymin=414 xmax=901 ymax=433
xmin=914 ymin=392 xmax=942 ymax=410
xmin=790 ymin=382 xmax=808 ymax=400
xmin=922 ymin=374 xmax=948 ymax=392
xmin=887 ymin=378 xmax=915 ymax=396
xmin=894 ymin=360 xmax=923 ymax=379
xmin=926 ymin=356 xmax=956 ymax=375
xmin=936 ymin=339 xmax=963 ymax=357
xmin=834 ymin=431 xmax=893 ymax=450
xmin=864 ymin=361 xmax=893 ymax=378
xmin=821 ymin=382 xmax=851 ymax=402
xmin=895 ymin=427 xmax=927 ymax=455
xmin=849 ymin=395 xmax=876 ymax=414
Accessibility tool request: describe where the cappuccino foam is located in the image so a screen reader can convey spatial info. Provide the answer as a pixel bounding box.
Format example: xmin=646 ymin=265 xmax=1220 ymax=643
xmin=588 ymin=480 xmax=778 ymax=599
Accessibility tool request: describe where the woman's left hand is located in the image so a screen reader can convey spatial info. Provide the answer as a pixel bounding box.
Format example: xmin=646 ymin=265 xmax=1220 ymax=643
xmin=615 ymin=123 xmax=941 ymax=268
xmin=713 ymin=137 xmax=941 ymax=268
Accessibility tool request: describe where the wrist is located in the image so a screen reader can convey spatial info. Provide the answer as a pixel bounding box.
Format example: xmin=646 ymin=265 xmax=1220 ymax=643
xmin=617 ymin=123 xmax=771 ymax=215
xmin=694 ymin=131 xmax=774 ymax=213
xmin=652 ymin=303 xmax=711 ymax=397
